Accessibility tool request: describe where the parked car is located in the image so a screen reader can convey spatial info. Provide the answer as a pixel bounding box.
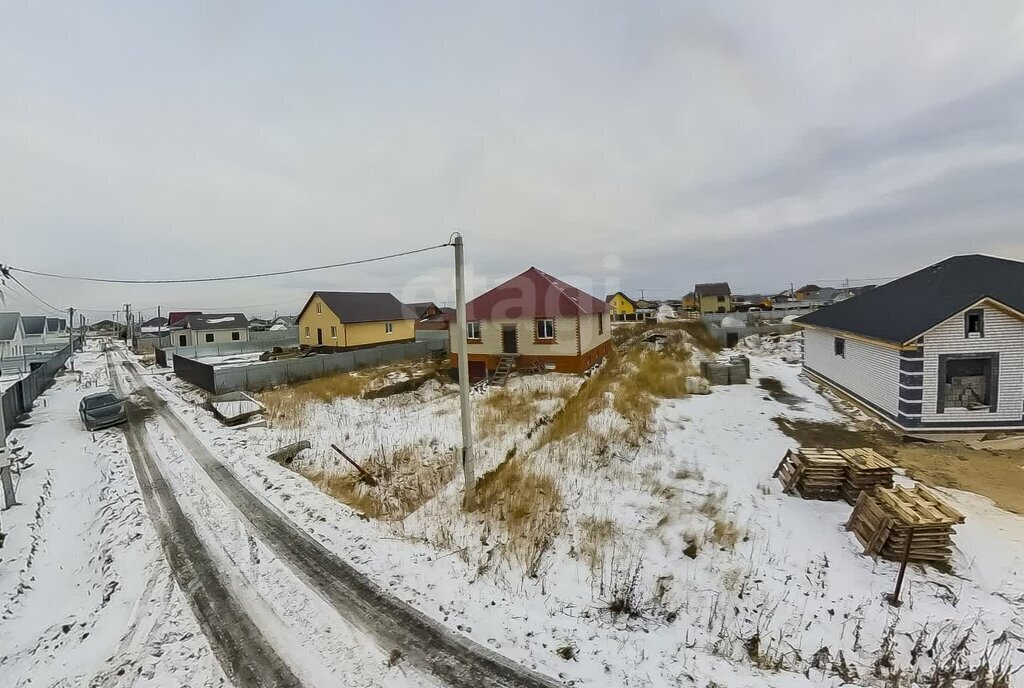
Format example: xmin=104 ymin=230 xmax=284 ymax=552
xmin=79 ymin=392 xmax=127 ymax=430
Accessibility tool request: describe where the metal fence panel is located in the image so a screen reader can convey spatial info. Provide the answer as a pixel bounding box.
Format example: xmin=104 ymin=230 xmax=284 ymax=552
xmin=1 ymin=338 xmax=79 ymax=439
xmin=172 ymin=354 xmax=216 ymax=393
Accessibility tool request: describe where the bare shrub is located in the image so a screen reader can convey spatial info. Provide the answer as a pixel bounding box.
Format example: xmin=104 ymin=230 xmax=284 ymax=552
xmin=578 ymin=516 xmax=617 ymax=570
xmin=708 ymin=518 xmax=742 ymax=548
xmin=293 ymin=442 xmax=456 ymax=519
xmin=471 ymin=457 xmax=564 ymax=573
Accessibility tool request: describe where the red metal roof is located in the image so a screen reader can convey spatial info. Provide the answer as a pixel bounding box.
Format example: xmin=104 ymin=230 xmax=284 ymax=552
xmin=465 ymin=267 xmax=608 ymax=320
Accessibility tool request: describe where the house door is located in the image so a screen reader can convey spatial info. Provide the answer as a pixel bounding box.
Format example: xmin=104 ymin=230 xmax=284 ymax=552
xmin=316 ymin=328 xmax=323 ymax=346
xmin=178 ymin=334 xmax=187 ymax=347
xmin=726 ymin=332 xmax=739 ymax=348
xmin=502 ymin=325 xmax=518 ymax=354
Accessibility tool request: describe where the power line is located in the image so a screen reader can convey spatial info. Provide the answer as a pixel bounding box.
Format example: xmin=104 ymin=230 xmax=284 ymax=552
xmin=3 ymin=242 xmax=452 ymax=285
xmin=4 ymin=274 xmax=64 ymax=314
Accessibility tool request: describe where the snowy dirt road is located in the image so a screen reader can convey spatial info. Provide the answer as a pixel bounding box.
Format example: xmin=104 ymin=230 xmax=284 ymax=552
xmin=111 ymin=351 xmax=561 ymax=688
xmin=106 ymin=351 xmax=305 ymax=688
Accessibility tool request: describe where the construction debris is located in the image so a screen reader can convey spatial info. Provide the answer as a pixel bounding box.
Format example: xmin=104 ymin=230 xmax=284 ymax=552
xmin=700 ymin=356 xmax=749 ymax=385
xmin=846 ymin=485 xmax=965 ymax=565
xmin=774 ymin=447 xmax=847 ymax=500
xmin=839 ymin=447 xmax=896 ymax=503
xmin=209 ymin=391 xmax=266 ymax=426
xmin=268 ymin=440 xmax=311 ymax=465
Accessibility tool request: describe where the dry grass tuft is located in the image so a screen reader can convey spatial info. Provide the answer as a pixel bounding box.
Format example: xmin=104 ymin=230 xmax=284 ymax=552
xmin=708 ymin=518 xmax=743 ymax=548
xmin=260 ymin=372 xmax=368 ymax=426
xmin=477 ymin=386 xmax=542 ymax=438
xmin=578 ymin=516 xmax=618 ymax=570
xmin=472 ymin=457 xmax=564 ymax=573
xmin=293 ymin=442 xmax=456 ymax=519
xmin=539 ymin=353 xmax=621 ymax=447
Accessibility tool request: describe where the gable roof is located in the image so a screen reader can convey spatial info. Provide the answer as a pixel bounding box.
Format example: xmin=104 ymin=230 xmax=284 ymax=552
xmin=0 ymin=312 xmax=23 ymax=341
xmin=405 ymin=301 xmax=440 ymax=319
xmin=465 ymin=267 xmax=607 ymax=320
xmin=694 ymin=282 xmax=731 ymax=297
xmin=605 ymin=292 xmax=637 ymax=308
xmin=305 ymin=292 xmax=412 ymax=324
xmin=22 ymin=315 xmax=48 ymax=335
xmin=795 ymin=284 xmax=821 ymax=294
xmin=796 ymin=254 xmax=1024 ymax=344
xmin=181 ymin=313 xmax=249 ymax=330
xmin=141 ymin=316 xmax=168 ymax=328
xmin=46 ymin=317 xmax=66 ymax=332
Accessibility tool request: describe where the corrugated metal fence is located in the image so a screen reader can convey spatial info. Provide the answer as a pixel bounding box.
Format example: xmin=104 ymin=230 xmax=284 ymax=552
xmin=1 ymin=338 xmax=80 ymax=439
xmin=173 ymin=339 xmax=448 ymax=394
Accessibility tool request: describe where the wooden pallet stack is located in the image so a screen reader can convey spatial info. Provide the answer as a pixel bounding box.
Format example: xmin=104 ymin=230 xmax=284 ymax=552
xmin=837 ymin=448 xmax=896 ymax=504
xmin=846 ymin=485 xmax=965 ymax=565
xmin=774 ymin=448 xmax=848 ymax=500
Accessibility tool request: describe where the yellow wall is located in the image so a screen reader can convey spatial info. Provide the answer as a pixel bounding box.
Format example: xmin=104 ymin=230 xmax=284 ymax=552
xmin=698 ymin=294 xmax=732 ymax=313
xmin=608 ymin=293 xmax=636 ymax=315
xmin=298 ymin=294 xmax=414 ymax=347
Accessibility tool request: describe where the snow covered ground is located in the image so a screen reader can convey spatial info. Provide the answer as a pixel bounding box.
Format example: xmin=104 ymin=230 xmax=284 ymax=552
xmin=142 ymin=345 xmax=1024 ymax=686
xmin=3 ymin=342 xmax=1022 ymax=687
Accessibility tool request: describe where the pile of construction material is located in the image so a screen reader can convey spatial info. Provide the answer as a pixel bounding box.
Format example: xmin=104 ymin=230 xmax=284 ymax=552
xmin=774 ymin=447 xmax=848 ymax=500
xmin=846 ymin=485 xmax=965 ymax=565
xmin=774 ymin=446 xmax=896 ymax=502
xmin=700 ymin=355 xmax=749 ymax=386
xmin=840 ymin=448 xmax=896 ymax=503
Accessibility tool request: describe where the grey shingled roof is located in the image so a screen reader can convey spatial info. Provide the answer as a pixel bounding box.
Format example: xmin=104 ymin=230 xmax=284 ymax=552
xmin=694 ymin=282 xmax=732 ymax=296
xmin=796 ymin=254 xmax=1024 ymax=344
xmin=308 ymin=292 xmax=412 ymax=324
xmin=0 ymin=312 xmax=23 ymax=341
xmin=22 ymin=316 xmax=48 ymax=335
xmin=180 ymin=313 xmax=249 ymax=330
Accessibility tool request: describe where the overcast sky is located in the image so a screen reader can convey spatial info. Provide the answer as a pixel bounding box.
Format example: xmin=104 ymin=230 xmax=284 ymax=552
xmin=2 ymin=1 xmax=1024 ymax=320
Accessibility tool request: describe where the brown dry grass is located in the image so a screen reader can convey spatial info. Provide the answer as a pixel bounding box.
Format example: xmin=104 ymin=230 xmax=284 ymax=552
xmin=708 ymin=518 xmax=742 ymax=548
xmin=477 ymin=386 xmax=543 ymax=438
xmin=472 ymin=457 xmax=564 ymax=571
xmin=611 ymin=319 xmax=722 ymax=353
xmin=293 ymin=443 xmax=456 ymax=519
xmin=578 ymin=516 xmax=618 ymax=570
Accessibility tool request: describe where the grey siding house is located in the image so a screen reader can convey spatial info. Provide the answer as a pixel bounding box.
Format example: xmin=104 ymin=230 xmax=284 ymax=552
xmin=796 ymin=255 xmax=1024 ymax=432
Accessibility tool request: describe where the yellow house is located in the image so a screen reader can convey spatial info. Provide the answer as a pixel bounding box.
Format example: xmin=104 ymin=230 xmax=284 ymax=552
xmin=694 ymin=282 xmax=733 ymax=314
xmin=297 ymin=291 xmax=416 ymax=351
xmin=605 ymin=292 xmax=638 ymax=321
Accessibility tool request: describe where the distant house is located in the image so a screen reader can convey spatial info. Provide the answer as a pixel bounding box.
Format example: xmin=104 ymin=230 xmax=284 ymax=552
xmin=297 ymin=292 xmax=415 ymax=351
xmin=682 ymin=292 xmax=697 ymax=310
xmin=173 ymin=313 xmax=250 ymax=347
xmin=605 ymin=292 xmax=638 ymax=321
xmin=405 ymin=302 xmax=443 ymax=320
xmin=796 ymin=254 xmax=1024 ymax=432
xmin=140 ymin=316 xmax=169 ymax=334
xmin=795 ymin=284 xmax=821 ymax=301
xmin=272 ymin=315 xmax=297 ymax=328
xmin=21 ymin=316 xmax=49 ymax=346
xmin=0 ymin=313 xmax=26 ymax=359
xmin=43 ymin=317 xmax=67 ymax=345
xmin=248 ymin=317 xmax=271 ymax=332
xmin=89 ymin=319 xmax=121 ymax=334
xmin=450 ymin=267 xmax=612 ymax=381
xmin=694 ymin=283 xmax=732 ymax=314
xmin=416 ymin=306 xmax=456 ymax=332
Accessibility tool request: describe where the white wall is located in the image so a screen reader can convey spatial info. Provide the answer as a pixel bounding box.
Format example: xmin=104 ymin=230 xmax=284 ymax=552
xmin=803 ymin=328 xmax=901 ymax=416
xmin=578 ymin=312 xmax=612 ymax=354
xmin=920 ymin=305 xmax=1024 ymax=425
xmin=0 ymin=326 xmax=26 ymax=359
xmin=452 ymin=315 xmax=582 ymax=356
xmin=180 ymin=328 xmax=250 ymax=346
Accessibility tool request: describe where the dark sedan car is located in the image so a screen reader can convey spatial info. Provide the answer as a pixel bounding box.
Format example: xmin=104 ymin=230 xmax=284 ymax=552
xmin=79 ymin=392 xmax=128 ymax=430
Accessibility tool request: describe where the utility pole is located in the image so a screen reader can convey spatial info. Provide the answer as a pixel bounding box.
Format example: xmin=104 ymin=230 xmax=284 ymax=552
xmin=124 ymin=303 xmax=131 ymax=345
xmin=452 ymin=233 xmax=476 ymax=507
xmin=68 ymin=306 xmax=75 ymax=370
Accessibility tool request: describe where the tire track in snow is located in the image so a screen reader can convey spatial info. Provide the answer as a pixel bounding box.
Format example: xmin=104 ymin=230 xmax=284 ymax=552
xmin=106 ymin=351 xmax=304 ymax=688
xmin=117 ymin=355 xmax=562 ymax=688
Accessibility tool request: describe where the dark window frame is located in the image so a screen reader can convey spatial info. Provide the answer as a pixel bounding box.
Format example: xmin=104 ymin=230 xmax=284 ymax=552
xmin=231 ymin=331 xmax=240 ymax=341
xmin=964 ymin=309 xmax=984 ymax=337
xmin=178 ymin=334 xmax=187 ymax=347
xmin=204 ymin=333 xmax=215 ymax=343
xmin=834 ymin=336 xmax=845 ymax=357
xmin=936 ymin=352 xmax=999 ymax=414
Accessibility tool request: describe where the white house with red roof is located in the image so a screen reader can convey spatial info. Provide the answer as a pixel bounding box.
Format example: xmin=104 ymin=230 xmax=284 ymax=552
xmin=450 ymin=267 xmax=612 ymax=381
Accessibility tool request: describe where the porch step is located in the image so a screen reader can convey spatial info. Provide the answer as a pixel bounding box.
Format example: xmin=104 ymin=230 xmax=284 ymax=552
xmin=490 ymin=354 xmax=517 ymax=386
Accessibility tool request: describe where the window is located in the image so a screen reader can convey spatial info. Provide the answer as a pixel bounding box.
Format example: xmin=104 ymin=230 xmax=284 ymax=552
xmin=717 ymin=295 xmax=726 ymax=302
xmin=834 ymin=337 xmax=845 ymax=357
xmin=965 ymin=309 xmax=984 ymax=337
xmin=315 ymin=302 xmax=322 ymax=315
xmin=466 ymin=321 xmax=481 ymax=340
xmin=205 ymin=333 xmax=215 ymax=343
xmin=178 ymin=334 xmax=187 ymax=347
xmin=385 ymin=322 xmax=394 ymax=334
xmin=231 ymin=331 xmax=240 ymax=341
xmin=304 ymin=326 xmax=310 ymax=338
xmin=598 ymin=313 xmax=604 ymax=335
xmin=536 ymin=318 xmax=555 ymax=340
